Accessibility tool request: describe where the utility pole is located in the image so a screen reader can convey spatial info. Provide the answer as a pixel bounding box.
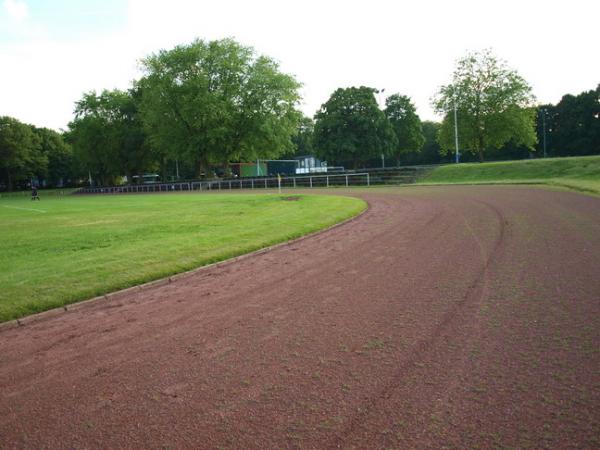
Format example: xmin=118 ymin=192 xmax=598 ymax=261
xmin=453 ymin=102 xmax=460 ymax=164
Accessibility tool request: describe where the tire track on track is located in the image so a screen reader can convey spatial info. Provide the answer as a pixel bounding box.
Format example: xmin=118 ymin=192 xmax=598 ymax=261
xmin=326 ymin=197 xmax=510 ymax=449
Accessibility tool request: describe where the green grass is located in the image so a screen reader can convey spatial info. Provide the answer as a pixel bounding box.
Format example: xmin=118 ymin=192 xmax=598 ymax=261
xmin=0 ymin=192 xmax=365 ymax=322
xmin=0 ymin=187 xmax=77 ymax=198
xmin=418 ymin=155 xmax=600 ymax=195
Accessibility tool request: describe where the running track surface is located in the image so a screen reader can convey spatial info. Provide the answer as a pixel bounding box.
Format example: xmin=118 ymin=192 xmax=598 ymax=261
xmin=1 ymin=186 xmax=599 ymax=449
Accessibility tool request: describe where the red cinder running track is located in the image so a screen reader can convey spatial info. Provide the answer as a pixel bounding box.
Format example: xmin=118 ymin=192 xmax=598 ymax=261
xmin=1 ymin=186 xmax=599 ymax=449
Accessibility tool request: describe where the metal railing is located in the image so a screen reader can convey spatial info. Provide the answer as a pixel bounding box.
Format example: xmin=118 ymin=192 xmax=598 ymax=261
xmin=75 ymin=172 xmax=371 ymax=195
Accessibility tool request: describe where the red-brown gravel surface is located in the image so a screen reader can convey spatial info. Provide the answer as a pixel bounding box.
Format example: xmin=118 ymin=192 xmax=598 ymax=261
xmin=1 ymin=186 xmax=599 ymax=449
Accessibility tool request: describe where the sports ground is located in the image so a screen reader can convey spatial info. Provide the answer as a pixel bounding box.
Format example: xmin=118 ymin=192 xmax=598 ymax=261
xmin=1 ymin=185 xmax=599 ymax=448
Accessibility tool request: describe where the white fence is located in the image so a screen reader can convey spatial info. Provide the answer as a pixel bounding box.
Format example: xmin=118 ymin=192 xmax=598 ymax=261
xmin=76 ymin=172 xmax=371 ymax=195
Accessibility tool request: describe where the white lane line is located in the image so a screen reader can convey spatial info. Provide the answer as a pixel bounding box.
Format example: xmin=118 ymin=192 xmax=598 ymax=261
xmin=1 ymin=205 xmax=47 ymax=213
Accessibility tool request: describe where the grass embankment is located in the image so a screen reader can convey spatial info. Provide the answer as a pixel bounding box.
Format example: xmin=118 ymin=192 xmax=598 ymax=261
xmin=0 ymin=193 xmax=366 ymax=322
xmin=419 ymin=155 xmax=600 ymax=195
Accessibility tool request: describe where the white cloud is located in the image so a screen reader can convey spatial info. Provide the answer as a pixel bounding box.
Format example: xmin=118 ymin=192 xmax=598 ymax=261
xmin=3 ymin=0 xmax=28 ymax=22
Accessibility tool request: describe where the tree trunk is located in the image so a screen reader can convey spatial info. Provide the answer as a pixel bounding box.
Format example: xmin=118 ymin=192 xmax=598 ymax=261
xmin=197 ymin=157 xmax=210 ymax=179
xmin=160 ymin=157 xmax=168 ymax=183
xmin=478 ymin=135 xmax=485 ymax=162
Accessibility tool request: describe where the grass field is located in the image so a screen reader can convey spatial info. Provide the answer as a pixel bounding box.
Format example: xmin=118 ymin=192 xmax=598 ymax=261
xmin=0 ymin=187 xmax=78 ymax=198
xmin=418 ymin=155 xmax=600 ymax=195
xmin=0 ymin=192 xmax=366 ymax=322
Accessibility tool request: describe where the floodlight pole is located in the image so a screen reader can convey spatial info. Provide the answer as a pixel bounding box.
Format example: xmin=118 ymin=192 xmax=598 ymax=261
xmin=379 ymin=88 xmax=386 ymax=168
xmin=453 ymin=102 xmax=460 ymax=164
xmin=542 ymin=108 xmax=547 ymax=158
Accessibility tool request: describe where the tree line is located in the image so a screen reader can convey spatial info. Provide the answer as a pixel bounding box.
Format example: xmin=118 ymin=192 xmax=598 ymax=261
xmin=0 ymin=118 xmax=72 ymax=191
xmin=1 ymin=40 xmax=598 ymax=191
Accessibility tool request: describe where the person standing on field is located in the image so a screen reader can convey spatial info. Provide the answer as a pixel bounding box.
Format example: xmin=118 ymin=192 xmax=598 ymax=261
xmin=31 ymin=186 xmax=40 ymax=201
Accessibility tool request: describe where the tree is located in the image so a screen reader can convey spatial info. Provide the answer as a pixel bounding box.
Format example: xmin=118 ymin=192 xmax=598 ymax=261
xmin=68 ymin=89 xmax=150 ymax=185
xmin=421 ymin=121 xmax=444 ymax=163
xmin=401 ymin=121 xmax=450 ymax=165
xmin=384 ymin=94 xmax=425 ymax=164
xmin=545 ymin=85 xmax=600 ymax=156
xmin=283 ymin=115 xmax=314 ymax=158
xmin=0 ymin=116 xmax=44 ymax=191
xmin=433 ymin=49 xmax=537 ymax=161
xmin=313 ymin=86 xmax=397 ymax=168
xmin=137 ymin=38 xmax=301 ymax=177
xmin=31 ymin=127 xmax=73 ymax=187
xmin=67 ymin=108 xmax=113 ymax=186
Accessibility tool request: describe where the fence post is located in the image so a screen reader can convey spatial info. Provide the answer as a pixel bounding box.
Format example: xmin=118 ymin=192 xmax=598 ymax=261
xmin=309 ymin=177 xmax=313 ymax=188
xmin=293 ymin=177 xmax=296 ymax=188
xmin=367 ymin=173 xmax=370 ymax=186
xmin=345 ymin=175 xmax=348 ymax=187
xmin=326 ymin=176 xmax=329 ymax=188
xmin=240 ymin=180 xmax=242 ymax=190
xmin=251 ymin=179 xmax=254 ymax=189
xmin=264 ymin=179 xmax=267 ymax=189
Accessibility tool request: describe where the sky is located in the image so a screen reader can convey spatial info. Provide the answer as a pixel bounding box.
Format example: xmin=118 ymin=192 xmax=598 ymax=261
xmin=1 ymin=0 xmax=598 ymax=131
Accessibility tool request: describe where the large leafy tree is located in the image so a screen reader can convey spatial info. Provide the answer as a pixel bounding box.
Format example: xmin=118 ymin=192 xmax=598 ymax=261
xmin=313 ymin=86 xmax=397 ymax=168
xmin=0 ymin=116 xmax=44 ymax=191
xmin=137 ymin=38 xmax=301 ymax=177
xmin=384 ymin=94 xmax=425 ymax=164
xmin=68 ymin=89 xmax=150 ymax=185
xmin=433 ymin=49 xmax=537 ymax=161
